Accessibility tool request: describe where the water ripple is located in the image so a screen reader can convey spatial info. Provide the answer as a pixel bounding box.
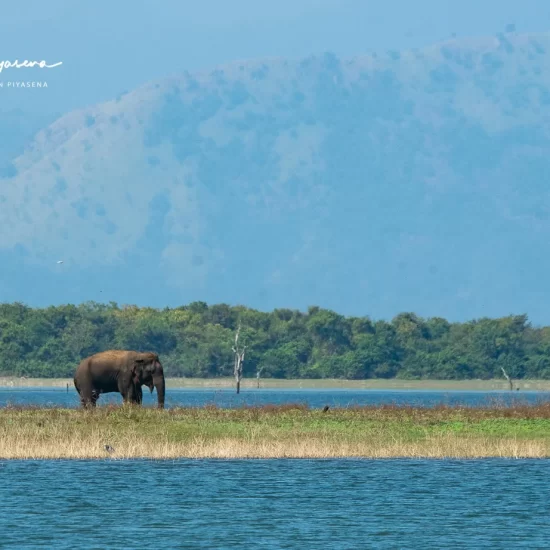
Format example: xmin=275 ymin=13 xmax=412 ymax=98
xmin=2 ymin=459 xmax=550 ymax=548
xmin=1 ymin=387 xmax=549 ymax=409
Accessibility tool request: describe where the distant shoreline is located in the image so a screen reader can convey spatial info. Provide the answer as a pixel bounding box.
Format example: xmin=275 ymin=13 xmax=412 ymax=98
xmin=1 ymin=377 xmax=549 ymax=391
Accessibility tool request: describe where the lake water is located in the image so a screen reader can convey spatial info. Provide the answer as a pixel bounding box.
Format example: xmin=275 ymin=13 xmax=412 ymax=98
xmin=1 ymin=386 xmax=549 ymax=409
xmin=3 ymin=392 xmax=550 ymax=548
xmin=2 ymin=458 xmax=549 ymax=548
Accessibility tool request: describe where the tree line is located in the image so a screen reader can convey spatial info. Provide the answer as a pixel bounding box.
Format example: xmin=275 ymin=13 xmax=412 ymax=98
xmin=0 ymin=301 xmax=549 ymax=380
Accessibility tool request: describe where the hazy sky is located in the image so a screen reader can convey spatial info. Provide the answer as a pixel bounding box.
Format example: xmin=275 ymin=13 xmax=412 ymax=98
xmin=1 ymin=0 xmax=549 ymax=114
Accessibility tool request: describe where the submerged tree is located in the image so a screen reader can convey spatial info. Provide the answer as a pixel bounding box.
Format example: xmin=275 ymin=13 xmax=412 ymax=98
xmin=232 ymin=323 xmax=247 ymax=394
xmin=500 ymin=366 xmax=514 ymax=391
xmin=256 ymin=365 xmax=264 ymax=389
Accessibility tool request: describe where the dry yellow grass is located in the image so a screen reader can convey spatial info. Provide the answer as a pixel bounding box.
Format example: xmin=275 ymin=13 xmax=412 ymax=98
xmin=2 ymin=404 xmax=550 ymax=459
xmin=2 ymin=433 xmax=549 ymax=460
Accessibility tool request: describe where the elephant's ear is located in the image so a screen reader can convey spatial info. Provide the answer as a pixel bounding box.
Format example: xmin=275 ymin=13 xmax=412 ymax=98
xmin=133 ymin=359 xmax=144 ymax=377
xmin=131 ymin=362 xmax=143 ymax=383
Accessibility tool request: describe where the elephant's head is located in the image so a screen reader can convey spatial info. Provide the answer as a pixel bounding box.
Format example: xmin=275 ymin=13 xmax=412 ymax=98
xmin=132 ymin=353 xmax=165 ymax=409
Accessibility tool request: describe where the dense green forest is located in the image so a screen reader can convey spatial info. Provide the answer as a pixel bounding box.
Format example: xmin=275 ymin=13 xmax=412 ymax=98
xmin=0 ymin=301 xmax=549 ymax=380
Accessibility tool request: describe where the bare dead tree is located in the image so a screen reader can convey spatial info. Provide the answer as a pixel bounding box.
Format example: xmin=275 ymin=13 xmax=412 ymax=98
xmin=256 ymin=366 xmax=264 ymax=389
xmin=232 ymin=323 xmax=247 ymax=394
xmin=500 ymin=366 xmax=514 ymax=391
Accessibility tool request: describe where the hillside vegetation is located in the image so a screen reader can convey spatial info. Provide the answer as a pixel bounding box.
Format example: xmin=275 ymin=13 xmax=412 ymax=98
xmin=0 ymin=109 xmax=56 ymax=178
xmin=1 ymin=302 xmax=549 ymax=380
xmin=1 ymin=32 xmax=550 ymax=321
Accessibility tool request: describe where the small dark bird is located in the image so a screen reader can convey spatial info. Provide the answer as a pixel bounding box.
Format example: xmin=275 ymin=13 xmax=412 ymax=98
xmin=322 ymin=405 xmax=330 ymax=413
xmin=104 ymin=445 xmax=115 ymax=454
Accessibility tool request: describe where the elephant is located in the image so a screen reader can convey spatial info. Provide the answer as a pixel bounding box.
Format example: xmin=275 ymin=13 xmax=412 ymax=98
xmin=74 ymin=350 xmax=165 ymax=409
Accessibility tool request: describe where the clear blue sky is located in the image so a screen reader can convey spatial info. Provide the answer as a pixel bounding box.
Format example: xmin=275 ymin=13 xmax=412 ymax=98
xmin=1 ymin=0 xmax=549 ymax=114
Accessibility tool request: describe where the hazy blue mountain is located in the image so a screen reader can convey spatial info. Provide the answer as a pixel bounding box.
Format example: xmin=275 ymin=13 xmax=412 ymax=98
xmin=2 ymin=31 xmax=550 ymax=323
xmin=1 ymin=0 xmax=548 ymax=113
xmin=0 ymin=109 xmax=57 ymax=178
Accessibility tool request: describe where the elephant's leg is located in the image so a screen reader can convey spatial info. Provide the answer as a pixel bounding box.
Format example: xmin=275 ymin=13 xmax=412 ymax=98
xmin=123 ymin=383 xmax=142 ymax=405
xmin=118 ymin=378 xmax=131 ymax=405
xmin=134 ymin=384 xmax=143 ymax=405
xmin=79 ymin=387 xmax=96 ymax=408
xmin=121 ymin=386 xmax=133 ymax=405
xmin=78 ymin=380 xmax=101 ymax=408
xmin=91 ymin=390 xmax=100 ymax=407
xmin=74 ymin=379 xmax=87 ymax=407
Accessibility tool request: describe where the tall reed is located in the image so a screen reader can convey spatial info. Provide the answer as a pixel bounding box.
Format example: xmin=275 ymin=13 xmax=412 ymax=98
xmin=2 ymin=402 xmax=550 ymax=459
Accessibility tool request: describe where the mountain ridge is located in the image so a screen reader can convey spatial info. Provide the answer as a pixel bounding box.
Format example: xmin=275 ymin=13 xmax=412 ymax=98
xmin=1 ymin=31 xmax=550 ymax=323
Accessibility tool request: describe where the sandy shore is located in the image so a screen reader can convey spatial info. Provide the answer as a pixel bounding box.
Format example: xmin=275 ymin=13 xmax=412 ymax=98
xmin=0 ymin=377 xmax=548 ymax=391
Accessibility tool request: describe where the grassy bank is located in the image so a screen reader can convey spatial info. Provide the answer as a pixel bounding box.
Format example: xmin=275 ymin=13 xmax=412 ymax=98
xmin=3 ymin=403 xmax=550 ymax=459
xmin=1 ymin=377 xmax=548 ymax=391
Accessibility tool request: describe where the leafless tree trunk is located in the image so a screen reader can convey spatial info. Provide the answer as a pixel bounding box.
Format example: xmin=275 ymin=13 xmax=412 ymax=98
xmin=232 ymin=323 xmax=247 ymax=394
xmin=501 ymin=367 xmax=514 ymax=391
xmin=256 ymin=366 xmax=264 ymax=389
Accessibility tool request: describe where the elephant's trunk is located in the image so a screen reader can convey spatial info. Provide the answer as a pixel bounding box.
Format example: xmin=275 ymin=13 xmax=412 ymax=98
xmin=153 ymin=373 xmax=165 ymax=409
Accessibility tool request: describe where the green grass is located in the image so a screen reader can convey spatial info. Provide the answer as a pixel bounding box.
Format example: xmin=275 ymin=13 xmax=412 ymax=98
xmin=3 ymin=403 xmax=550 ymax=459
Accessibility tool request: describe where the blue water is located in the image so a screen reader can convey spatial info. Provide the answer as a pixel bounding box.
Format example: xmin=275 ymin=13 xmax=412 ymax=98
xmin=0 ymin=386 xmax=549 ymax=409
xmin=3 ymin=391 xmax=550 ymax=548
xmin=2 ymin=458 xmax=549 ymax=548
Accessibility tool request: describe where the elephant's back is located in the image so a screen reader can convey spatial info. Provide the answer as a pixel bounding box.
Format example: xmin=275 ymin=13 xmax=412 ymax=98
xmin=75 ymin=350 xmax=132 ymax=373
xmin=87 ymin=349 xmax=133 ymax=363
